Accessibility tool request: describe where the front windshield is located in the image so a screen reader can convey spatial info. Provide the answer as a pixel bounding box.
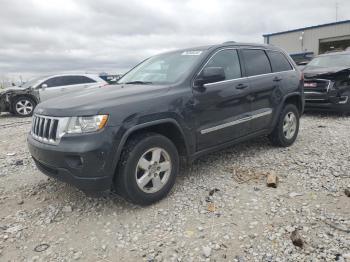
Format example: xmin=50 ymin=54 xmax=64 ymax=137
xmin=20 ymin=76 xmax=44 ymax=88
xmin=306 ymin=54 xmax=350 ymax=69
xmin=118 ymin=50 xmax=204 ymax=85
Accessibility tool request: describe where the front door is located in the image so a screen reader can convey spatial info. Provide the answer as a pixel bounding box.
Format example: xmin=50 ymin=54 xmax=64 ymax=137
xmin=38 ymin=76 xmax=68 ymax=101
xmin=193 ymin=48 xmax=252 ymax=151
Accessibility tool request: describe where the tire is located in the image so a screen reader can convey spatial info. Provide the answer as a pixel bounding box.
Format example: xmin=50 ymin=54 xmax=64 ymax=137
xmin=269 ymin=104 xmax=300 ymax=147
xmin=115 ymin=132 xmax=179 ymax=205
xmin=12 ymin=96 xmax=36 ymax=117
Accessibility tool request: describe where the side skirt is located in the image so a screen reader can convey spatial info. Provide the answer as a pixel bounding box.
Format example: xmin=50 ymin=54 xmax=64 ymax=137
xmin=189 ymin=129 xmax=270 ymax=162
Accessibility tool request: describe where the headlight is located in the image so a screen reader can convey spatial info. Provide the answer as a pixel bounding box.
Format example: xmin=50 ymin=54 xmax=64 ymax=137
xmin=65 ymin=115 xmax=109 ymax=134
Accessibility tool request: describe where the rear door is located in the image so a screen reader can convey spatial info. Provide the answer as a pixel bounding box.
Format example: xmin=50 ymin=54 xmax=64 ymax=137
xmin=266 ymin=50 xmax=297 ymax=100
xmin=73 ymin=75 xmax=99 ymax=89
xmin=58 ymin=75 xmax=97 ymax=94
xmin=193 ymin=48 xmax=252 ymax=150
xmin=240 ymin=49 xmax=276 ymax=133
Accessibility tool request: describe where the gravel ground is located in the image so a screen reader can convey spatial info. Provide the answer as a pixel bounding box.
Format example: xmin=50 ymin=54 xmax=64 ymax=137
xmin=0 ymin=112 xmax=349 ymax=262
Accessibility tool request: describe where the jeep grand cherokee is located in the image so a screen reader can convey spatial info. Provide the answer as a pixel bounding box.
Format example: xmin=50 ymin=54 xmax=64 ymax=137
xmin=27 ymin=42 xmax=304 ymax=205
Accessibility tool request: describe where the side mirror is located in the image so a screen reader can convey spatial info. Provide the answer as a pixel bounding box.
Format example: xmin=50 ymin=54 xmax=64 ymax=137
xmin=194 ymin=67 xmax=225 ymax=87
xmin=41 ymin=84 xmax=48 ymax=90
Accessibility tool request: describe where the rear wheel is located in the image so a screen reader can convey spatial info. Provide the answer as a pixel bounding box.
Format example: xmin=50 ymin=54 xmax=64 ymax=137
xmin=115 ymin=133 xmax=179 ymax=205
xmin=269 ymin=104 xmax=300 ymax=147
xmin=13 ymin=96 xmax=36 ymax=117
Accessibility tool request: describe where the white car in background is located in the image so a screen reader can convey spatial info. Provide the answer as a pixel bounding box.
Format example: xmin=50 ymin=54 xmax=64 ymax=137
xmin=28 ymin=74 xmax=107 ymax=101
xmin=0 ymin=74 xmax=107 ymax=117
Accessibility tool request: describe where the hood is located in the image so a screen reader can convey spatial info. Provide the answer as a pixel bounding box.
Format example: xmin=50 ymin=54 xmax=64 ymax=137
xmin=0 ymin=86 xmax=27 ymax=94
xmin=303 ymin=66 xmax=350 ymax=80
xmin=0 ymin=86 xmax=32 ymax=97
xmin=35 ymin=84 xmax=170 ymax=116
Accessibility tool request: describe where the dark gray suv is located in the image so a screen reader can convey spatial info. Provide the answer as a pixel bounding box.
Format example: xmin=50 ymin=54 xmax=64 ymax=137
xmin=28 ymin=42 xmax=304 ymax=205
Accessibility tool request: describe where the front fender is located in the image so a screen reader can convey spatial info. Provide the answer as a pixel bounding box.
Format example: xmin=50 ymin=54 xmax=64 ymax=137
xmin=110 ymin=117 xmax=192 ymax=178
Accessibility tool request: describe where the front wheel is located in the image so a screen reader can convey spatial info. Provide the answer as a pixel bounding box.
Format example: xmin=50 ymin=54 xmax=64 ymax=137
xmin=13 ymin=96 xmax=36 ymax=117
xmin=269 ymin=104 xmax=300 ymax=147
xmin=115 ymin=133 xmax=179 ymax=205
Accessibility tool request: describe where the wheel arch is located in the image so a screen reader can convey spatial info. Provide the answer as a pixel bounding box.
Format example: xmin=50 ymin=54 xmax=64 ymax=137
xmin=10 ymin=94 xmax=39 ymax=112
xmin=270 ymin=92 xmax=303 ymax=133
xmin=112 ymin=119 xmax=191 ymax=175
xmin=283 ymin=93 xmax=304 ymax=115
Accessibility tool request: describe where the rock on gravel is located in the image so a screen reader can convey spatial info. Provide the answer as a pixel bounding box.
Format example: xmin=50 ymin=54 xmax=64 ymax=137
xmin=202 ymin=246 xmax=211 ymax=258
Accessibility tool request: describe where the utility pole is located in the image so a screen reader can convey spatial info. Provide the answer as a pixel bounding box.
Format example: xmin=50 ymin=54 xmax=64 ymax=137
xmin=335 ymin=2 xmax=339 ymax=22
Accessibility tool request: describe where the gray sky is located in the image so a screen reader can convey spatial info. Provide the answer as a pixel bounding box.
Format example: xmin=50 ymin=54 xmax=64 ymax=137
xmin=0 ymin=0 xmax=349 ymax=80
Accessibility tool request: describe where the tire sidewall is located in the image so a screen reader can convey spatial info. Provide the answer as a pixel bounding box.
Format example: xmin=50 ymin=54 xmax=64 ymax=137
xmin=121 ymin=135 xmax=179 ymax=205
xmin=277 ymin=104 xmax=300 ymax=146
xmin=13 ymin=96 xmax=36 ymax=117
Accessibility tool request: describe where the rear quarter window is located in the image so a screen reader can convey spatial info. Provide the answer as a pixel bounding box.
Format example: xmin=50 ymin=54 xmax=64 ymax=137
xmin=267 ymin=51 xmax=293 ymax=72
xmin=241 ymin=49 xmax=272 ymax=76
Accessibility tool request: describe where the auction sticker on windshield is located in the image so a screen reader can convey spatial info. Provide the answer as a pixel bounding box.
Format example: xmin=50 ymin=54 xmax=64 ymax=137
xmin=181 ymin=51 xmax=202 ymax=56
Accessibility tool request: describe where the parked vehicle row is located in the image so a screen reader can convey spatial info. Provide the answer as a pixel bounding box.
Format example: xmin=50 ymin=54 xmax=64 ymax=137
xmin=27 ymin=42 xmax=304 ymax=205
xmin=0 ymin=74 xmax=107 ymax=116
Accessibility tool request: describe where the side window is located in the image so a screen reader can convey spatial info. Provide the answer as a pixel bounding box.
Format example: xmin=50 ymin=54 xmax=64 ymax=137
xmin=60 ymin=76 xmax=79 ymax=86
xmin=203 ymin=49 xmax=241 ymax=80
xmin=64 ymin=76 xmax=97 ymax=85
xmin=267 ymin=51 xmax=293 ymax=72
xmin=42 ymin=76 xmax=65 ymax=88
xmin=241 ymin=49 xmax=272 ymax=76
xmin=60 ymin=76 xmax=75 ymax=86
xmin=73 ymin=76 xmax=96 ymax=84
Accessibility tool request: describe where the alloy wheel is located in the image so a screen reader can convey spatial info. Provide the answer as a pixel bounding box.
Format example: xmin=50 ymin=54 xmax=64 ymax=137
xmin=283 ymin=112 xmax=297 ymax=139
xmin=135 ymin=147 xmax=172 ymax=193
xmin=16 ymin=99 xmax=34 ymax=116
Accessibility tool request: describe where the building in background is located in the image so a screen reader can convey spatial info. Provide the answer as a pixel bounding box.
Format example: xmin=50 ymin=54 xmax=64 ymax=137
xmin=263 ymin=20 xmax=350 ymax=63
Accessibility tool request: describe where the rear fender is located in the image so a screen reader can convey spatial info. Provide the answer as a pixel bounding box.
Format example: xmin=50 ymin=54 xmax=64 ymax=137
xmin=270 ymin=93 xmax=303 ymax=132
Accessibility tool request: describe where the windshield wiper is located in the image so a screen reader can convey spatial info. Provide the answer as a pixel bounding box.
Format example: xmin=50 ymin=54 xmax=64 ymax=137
xmin=124 ymin=81 xmax=153 ymax=85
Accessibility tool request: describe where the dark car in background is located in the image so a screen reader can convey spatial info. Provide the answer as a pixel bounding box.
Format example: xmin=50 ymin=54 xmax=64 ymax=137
xmin=28 ymin=42 xmax=304 ymax=205
xmin=290 ymin=51 xmax=314 ymax=68
xmin=303 ymin=51 xmax=350 ymax=113
xmin=98 ymin=73 xmax=122 ymax=84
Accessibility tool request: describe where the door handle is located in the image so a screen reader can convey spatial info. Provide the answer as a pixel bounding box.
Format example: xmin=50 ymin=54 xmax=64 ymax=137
xmin=236 ymin=83 xmax=248 ymax=89
xmin=273 ymin=76 xmax=283 ymax=82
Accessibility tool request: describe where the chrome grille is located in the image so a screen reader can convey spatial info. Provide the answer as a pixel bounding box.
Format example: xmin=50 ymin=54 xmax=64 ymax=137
xmin=31 ymin=115 xmax=60 ymax=144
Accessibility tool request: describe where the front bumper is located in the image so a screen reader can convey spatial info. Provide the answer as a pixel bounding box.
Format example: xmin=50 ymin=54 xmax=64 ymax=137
xmin=304 ymin=79 xmax=350 ymax=112
xmin=27 ymin=128 xmax=118 ymax=193
xmin=305 ymin=92 xmax=349 ymax=112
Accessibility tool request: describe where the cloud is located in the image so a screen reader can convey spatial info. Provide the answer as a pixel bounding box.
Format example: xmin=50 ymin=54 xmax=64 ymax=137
xmin=0 ymin=0 xmax=349 ymax=79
